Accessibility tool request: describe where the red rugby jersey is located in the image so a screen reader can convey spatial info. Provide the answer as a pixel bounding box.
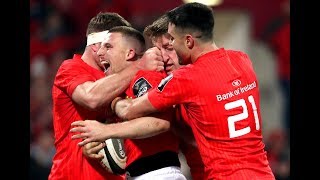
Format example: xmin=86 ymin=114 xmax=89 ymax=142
xmin=148 ymin=48 xmax=275 ymax=180
xmin=124 ymin=70 xmax=180 ymax=167
xmin=49 ymin=54 xmax=124 ymax=180
xmin=175 ymin=105 xmax=205 ymax=180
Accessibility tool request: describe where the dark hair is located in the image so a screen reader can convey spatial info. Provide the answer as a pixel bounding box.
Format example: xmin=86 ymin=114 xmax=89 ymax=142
xmin=109 ymin=26 xmax=146 ymax=55
xmin=86 ymin=12 xmax=131 ymax=36
xmin=166 ymin=2 xmax=214 ymax=41
xmin=143 ymin=14 xmax=169 ymax=39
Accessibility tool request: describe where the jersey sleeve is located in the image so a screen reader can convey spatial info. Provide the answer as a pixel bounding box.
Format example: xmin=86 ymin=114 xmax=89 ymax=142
xmin=148 ymin=67 xmax=193 ymax=111
xmin=54 ymin=60 xmax=98 ymax=97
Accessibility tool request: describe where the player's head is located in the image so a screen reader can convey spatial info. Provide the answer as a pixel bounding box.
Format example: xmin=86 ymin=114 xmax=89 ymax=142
xmin=86 ymin=12 xmax=131 ymax=37
xmin=85 ymin=12 xmax=132 ymax=71
xmin=97 ymin=26 xmax=146 ymax=75
xmin=143 ymin=14 xmax=182 ymax=74
xmin=166 ymin=2 xmax=214 ymax=65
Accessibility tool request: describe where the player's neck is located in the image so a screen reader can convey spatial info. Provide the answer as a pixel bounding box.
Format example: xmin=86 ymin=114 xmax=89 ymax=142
xmin=192 ymin=42 xmax=219 ymax=63
xmin=81 ymin=50 xmax=101 ymax=70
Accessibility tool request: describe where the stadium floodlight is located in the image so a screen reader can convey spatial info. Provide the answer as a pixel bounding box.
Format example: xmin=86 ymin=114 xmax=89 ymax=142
xmin=182 ymin=0 xmax=223 ymax=6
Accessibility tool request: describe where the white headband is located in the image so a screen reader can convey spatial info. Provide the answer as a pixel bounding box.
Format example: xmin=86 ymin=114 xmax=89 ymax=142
xmin=86 ymin=30 xmax=109 ymax=46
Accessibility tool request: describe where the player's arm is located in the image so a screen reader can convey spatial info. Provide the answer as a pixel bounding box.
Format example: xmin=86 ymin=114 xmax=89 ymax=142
xmin=72 ymin=47 xmax=164 ymax=110
xmin=70 ymin=114 xmax=171 ymax=147
xmin=113 ymin=72 xmax=183 ymax=120
xmin=72 ymin=70 xmax=137 ymax=110
xmin=112 ymin=92 xmax=158 ymax=120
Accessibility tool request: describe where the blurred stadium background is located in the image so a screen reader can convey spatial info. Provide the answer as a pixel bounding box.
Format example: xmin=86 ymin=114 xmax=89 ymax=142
xmin=30 ymin=0 xmax=290 ymax=179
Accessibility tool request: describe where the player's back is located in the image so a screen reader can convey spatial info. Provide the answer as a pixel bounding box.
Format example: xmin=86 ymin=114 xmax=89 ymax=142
xmin=179 ymin=49 xmax=274 ymax=179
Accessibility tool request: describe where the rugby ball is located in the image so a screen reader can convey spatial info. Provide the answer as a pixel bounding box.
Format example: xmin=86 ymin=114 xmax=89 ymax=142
xmin=98 ymin=138 xmax=127 ymax=174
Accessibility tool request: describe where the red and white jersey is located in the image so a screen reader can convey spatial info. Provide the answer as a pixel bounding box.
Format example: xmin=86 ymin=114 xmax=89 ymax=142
xmin=148 ymin=48 xmax=275 ymax=180
xmin=50 ymin=54 xmax=124 ymax=180
xmin=124 ymin=70 xmax=180 ymax=167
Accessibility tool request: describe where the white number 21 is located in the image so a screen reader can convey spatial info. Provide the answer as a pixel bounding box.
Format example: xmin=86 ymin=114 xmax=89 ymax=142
xmin=224 ymin=95 xmax=260 ymax=138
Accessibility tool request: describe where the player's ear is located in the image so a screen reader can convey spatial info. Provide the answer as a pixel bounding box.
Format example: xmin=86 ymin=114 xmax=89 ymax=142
xmin=126 ymin=49 xmax=136 ymax=61
xmin=185 ymin=35 xmax=194 ymax=49
xmin=91 ymin=43 xmax=101 ymax=53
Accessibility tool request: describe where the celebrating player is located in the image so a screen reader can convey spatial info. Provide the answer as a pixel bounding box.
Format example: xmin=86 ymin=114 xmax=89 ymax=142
xmin=70 ymin=14 xmax=204 ymax=179
xmin=49 ymin=12 xmax=163 ymax=180
xmin=110 ymin=3 xmax=275 ymax=179
xmin=75 ymin=25 xmax=187 ymax=179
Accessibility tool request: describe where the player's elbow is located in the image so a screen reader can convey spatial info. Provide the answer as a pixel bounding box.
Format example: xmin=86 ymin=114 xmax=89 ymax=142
xmin=154 ymin=120 xmax=170 ymax=133
xmin=116 ymin=97 xmax=153 ymax=120
xmin=116 ymin=102 xmax=136 ymax=120
xmin=83 ymin=96 xmax=107 ymax=110
xmin=118 ymin=109 xmax=132 ymax=120
xmin=121 ymin=108 xmax=146 ymax=120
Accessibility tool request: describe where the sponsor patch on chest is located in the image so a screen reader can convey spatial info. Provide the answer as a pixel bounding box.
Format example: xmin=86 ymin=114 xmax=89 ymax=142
xmin=133 ymin=77 xmax=152 ymax=97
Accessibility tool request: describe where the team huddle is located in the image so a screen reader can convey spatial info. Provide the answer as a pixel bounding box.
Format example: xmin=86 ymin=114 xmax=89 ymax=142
xmin=49 ymin=2 xmax=275 ymax=180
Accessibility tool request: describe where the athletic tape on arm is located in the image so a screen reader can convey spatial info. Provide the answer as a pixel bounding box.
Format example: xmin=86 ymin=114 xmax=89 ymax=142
xmin=86 ymin=30 xmax=109 ymax=46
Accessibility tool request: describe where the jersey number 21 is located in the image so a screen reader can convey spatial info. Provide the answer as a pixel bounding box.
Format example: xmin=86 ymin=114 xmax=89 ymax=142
xmin=225 ymin=95 xmax=260 ymax=138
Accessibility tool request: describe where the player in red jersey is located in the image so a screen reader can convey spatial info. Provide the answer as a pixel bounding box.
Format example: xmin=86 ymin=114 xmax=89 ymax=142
xmin=143 ymin=15 xmax=205 ymax=180
xmin=49 ymin=12 xmax=163 ymax=180
xmin=74 ymin=25 xmax=186 ymax=179
xmin=70 ymin=14 xmax=204 ymax=179
xmin=107 ymin=3 xmax=275 ymax=180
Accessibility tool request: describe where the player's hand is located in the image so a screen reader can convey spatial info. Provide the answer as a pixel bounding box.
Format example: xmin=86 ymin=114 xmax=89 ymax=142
xmin=70 ymin=120 xmax=109 ymax=146
xmin=82 ymin=141 xmax=105 ymax=160
xmin=136 ymin=47 xmax=164 ymax=71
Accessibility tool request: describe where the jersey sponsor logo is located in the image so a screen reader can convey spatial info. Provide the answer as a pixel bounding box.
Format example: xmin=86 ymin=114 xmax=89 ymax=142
xmin=133 ymin=77 xmax=152 ymax=97
xmin=157 ymin=73 xmax=173 ymax=92
xmin=232 ymin=79 xmax=241 ymax=87
xmin=216 ymin=81 xmax=257 ymax=101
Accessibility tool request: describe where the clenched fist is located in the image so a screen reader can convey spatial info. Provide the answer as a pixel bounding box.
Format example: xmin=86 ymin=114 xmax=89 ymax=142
xmin=135 ymin=47 xmax=164 ymax=71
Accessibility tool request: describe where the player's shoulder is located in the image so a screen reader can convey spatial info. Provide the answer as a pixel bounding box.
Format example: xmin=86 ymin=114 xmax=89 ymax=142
xmin=61 ymin=54 xmax=83 ymax=67
xmin=226 ymin=49 xmax=249 ymax=58
xmin=129 ymin=70 xmax=166 ymax=98
xmin=57 ymin=55 xmax=86 ymax=73
xmin=171 ymin=65 xmax=193 ymax=76
xmin=58 ymin=59 xmax=74 ymax=71
xmin=171 ymin=65 xmax=196 ymax=82
xmin=133 ymin=70 xmax=166 ymax=85
xmin=226 ymin=50 xmax=252 ymax=65
xmin=136 ymin=70 xmax=165 ymax=78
